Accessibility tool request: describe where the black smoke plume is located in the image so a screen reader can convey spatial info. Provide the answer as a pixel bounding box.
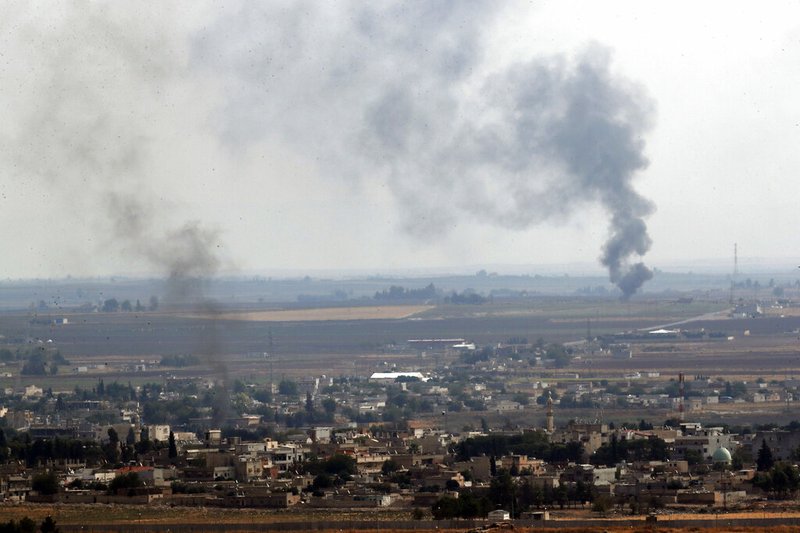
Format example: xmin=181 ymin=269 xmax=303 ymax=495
xmin=5 ymin=3 xmax=657 ymax=303
xmin=106 ymin=194 xmax=229 ymax=424
xmin=199 ymin=7 xmax=657 ymax=297
xmin=3 ymin=5 xmax=231 ymax=423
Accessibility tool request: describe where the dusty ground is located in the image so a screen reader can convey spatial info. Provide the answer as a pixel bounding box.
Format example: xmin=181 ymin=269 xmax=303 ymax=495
xmin=3 ymin=503 xmax=800 ymax=526
xmin=0 ymin=503 xmax=412 ymax=525
xmin=189 ymin=305 xmax=434 ymax=322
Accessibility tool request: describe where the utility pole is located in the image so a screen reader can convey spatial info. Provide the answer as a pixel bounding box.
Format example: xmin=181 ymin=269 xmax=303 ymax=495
xmin=268 ymin=329 xmax=274 ymax=392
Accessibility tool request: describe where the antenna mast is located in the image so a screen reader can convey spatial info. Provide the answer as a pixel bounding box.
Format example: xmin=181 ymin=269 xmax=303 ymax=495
xmin=267 ymin=329 xmax=274 ymax=393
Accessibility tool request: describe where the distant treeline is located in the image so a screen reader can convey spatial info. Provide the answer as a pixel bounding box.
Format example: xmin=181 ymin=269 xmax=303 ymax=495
xmin=374 ymin=283 xmax=486 ymax=304
xmin=159 ymin=354 xmax=200 ymax=367
xmin=456 ymin=431 xmax=583 ymax=464
xmin=0 ymin=347 xmax=69 ymax=376
xmin=590 ymin=434 xmax=669 ymax=466
xmin=32 ymin=295 xmax=159 ymax=312
xmin=443 ymin=291 xmax=486 ymax=304
xmin=600 ymin=330 xmax=728 ymax=342
xmin=99 ymin=296 xmax=159 ymax=312
xmin=374 ymin=283 xmax=437 ymax=301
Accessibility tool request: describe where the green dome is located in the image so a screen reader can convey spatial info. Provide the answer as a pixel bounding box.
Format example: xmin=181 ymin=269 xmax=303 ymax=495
xmin=712 ymin=447 xmax=732 ymax=464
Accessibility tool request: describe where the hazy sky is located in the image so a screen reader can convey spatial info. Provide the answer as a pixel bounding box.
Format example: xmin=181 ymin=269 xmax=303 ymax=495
xmin=1 ymin=1 xmax=799 ymax=280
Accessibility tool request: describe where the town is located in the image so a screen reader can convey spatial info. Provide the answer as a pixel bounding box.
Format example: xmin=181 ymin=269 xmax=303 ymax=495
xmin=2 ymin=285 xmax=800 ymax=531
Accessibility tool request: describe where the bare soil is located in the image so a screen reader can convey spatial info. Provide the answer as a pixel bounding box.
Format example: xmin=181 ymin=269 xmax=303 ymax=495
xmin=192 ymin=305 xmax=434 ymax=322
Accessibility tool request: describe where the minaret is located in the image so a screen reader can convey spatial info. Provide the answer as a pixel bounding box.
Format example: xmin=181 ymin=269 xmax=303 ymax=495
xmin=546 ymin=391 xmax=554 ymax=433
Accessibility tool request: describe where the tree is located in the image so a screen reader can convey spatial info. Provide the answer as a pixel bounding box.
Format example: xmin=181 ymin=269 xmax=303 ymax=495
xmin=0 ymin=517 xmax=37 ymax=533
xmin=732 ymin=447 xmax=749 ymax=470
xmin=546 ymin=343 xmax=572 ymax=368
xmin=126 ymin=427 xmax=136 ymax=446
xmin=253 ymin=389 xmax=272 ymax=403
xmin=536 ymin=390 xmax=558 ymax=405
xmin=445 ymin=479 xmax=461 ymax=491
xmin=168 ymin=431 xmax=178 ymax=459
xmin=724 ymin=381 xmax=747 ymax=399
xmin=0 ymin=428 xmax=7 ymax=459
xmin=120 ymin=300 xmax=132 ymax=312
xmin=312 ymin=473 xmax=333 ymax=490
xmin=279 ymin=379 xmax=298 ymax=396
xmin=102 ymin=298 xmax=119 ymax=312
xmin=684 ymin=449 xmax=703 ymax=466
xmin=305 ymin=391 xmax=314 ymax=414
xmin=381 ymin=459 xmax=399 ymax=475
xmin=512 ymin=393 xmax=530 ymax=406
xmin=40 ymin=516 xmax=59 ymax=533
xmin=108 ymin=472 xmax=142 ymax=494
xmin=135 ymin=434 xmax=154 ymax=456
xmin=148 ymin=296 xmax=159 ymax=311
xmin=754 ymin=463 xmax=800 ymax=499
xmin=431 ymin=496 xmax=461 ymax=520
xmin=21 ymin=353 xmax=47 ymax=375
xmin=104 ymin=428 xmax=121 ymax=464
xmin=757 ymin=439 xmax=775 ymax=472
xmin=321 ymin=454 xmax=357 ymax=476
xmin=32 ymin=472 xmax=59 ymax=495
xmin=322 ymin=397 xmax=336 ymax=415
xmin=591 ymin=436 xmax=668 ymax=466
xmin=592 ymin=494 xmax=613 ymax=515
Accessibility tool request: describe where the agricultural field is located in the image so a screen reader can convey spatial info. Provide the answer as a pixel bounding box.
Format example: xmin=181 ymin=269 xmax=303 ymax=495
xmin=1 ymin=293 xmax=798 ymax=382
xmin=4 ymin=502 xmax=800 ymax=532
xmin=2 ymin=283 xmax=800 ymax=427
xmin=204 ymin=304 xmax=434 ymax=322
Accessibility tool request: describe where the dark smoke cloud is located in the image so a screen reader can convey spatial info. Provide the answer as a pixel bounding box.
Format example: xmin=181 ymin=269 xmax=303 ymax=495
xmin=473 ymin=47 xmax=656 ymax=297
xmin=105 ymin=195 xmax=229 ymax=423
xmin=3 ymin=2 xmax=657 ymax=301
xmin=197 ymin=5 xmax=657 ymax=296
xmin=3 ymin=4 xmax=230 ymax=421
xmin=105 ymin=193 xmax=221 ymax=305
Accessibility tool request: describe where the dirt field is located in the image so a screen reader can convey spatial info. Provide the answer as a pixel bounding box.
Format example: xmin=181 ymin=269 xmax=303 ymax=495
xmin=5 ymin=296 xmax=800 ymax=420
xmin=189 ymin=305 xmax=434 ymax=322
xmin=4 ymin=503 xmax=800 ymax=532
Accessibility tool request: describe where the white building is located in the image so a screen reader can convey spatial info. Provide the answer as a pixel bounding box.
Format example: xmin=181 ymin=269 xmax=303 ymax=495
xmin=149 ymin=424 xmax=171 ymax=442
xmin=488 ymin=509 xmax=510 ymax=521
xmin=369 ymin=372 xmax=426 ymax=383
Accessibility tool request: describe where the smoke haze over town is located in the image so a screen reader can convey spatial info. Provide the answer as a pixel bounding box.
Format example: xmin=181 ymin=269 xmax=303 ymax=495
xmin=7 ymin=4 xmax=800 ymax=527
xmin=1 ymin=1 xmax=799 ymax=289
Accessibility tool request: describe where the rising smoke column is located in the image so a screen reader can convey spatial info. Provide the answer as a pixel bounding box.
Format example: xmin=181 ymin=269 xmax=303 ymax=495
xmin=197 ymin=5 xmax=657 ymax=297
xmin=107 ymin=193 xmax=230 ymax=423
xmin=2 ymin=5 xmax=232 ymax=423
xmin=481 ymin=47 xmax=656 ymax=298
xmin=546 ymin=49 xmax=655 ymax=298
xmin=362 ymin=45 xmax=656 ymax=298
xmin=3 ymin=2 xmax=657 ymax=303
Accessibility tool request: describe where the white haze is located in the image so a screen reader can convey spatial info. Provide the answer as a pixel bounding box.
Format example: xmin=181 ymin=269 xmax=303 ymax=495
xmin=0 ymin=1 xmax=799 ymax=287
